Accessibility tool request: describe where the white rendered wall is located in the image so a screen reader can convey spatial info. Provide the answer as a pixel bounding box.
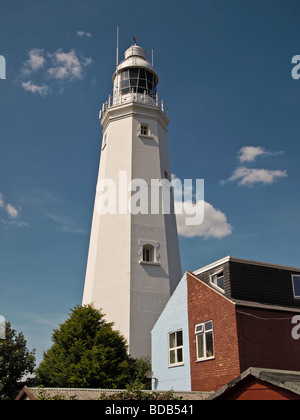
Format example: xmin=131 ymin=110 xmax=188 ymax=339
xmin=83 ymin=101 xmax=182 ymax=359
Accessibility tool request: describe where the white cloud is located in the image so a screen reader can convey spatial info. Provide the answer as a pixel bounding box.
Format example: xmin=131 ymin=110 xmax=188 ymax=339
xmin=20 ymin=48 xmax=93 ymax=96
xmin=22 ymin=48 xmax=46 ymax=74
xmin=47 ymin=212 xmax=87 ymax=235
xmin=224 ymin=166 xmax=288 ymax=187
xmin=6 ymin=203 xmax=19 ymax=219
xmin=22 ymin=80 xmax=49 ymax=96
xmin=47 ymin=49 xmax=92 ymax=81
xmin=238 ymin=146 xmax=266 ymax=163
xmin=76 ymin=30 xmax=92 ymax=38
xmin=175 ymin=200 xmax=232 ymax=239
xmin=238 ymin=146 xmax=284 ymax=163
xmin=0 ymin=194 xmax=27 ymax=227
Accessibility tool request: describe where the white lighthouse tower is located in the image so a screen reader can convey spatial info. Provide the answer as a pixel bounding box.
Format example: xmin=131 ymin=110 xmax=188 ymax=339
xmin=82 ymin=42 xmax=182 ymax=358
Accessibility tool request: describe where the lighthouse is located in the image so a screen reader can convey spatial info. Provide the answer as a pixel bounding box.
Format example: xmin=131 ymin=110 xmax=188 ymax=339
xmin=82 ymin=42 xmax=182 ymax=359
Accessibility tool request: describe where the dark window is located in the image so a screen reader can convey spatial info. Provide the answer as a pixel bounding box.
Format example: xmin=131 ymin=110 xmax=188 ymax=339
xmin=292 ymin=275 xmax=300 ymax=299
xmin=140 ymin=124 xmax=148 ymax=136
xmin=119 ymin=68 xmax=157 ymax=98
xmin=143 ymin=244 xmax=154 ymax=262
xmin=211 ymin=271 xmax=225 ymax=291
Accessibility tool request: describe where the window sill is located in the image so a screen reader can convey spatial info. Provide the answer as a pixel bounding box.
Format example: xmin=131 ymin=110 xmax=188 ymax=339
xmin=139 ymin=261 xmax=160 ymax=266
xmin=138 ymin=134 xmax=154 ymax=140
xmin=196 ymin=357 xmax=215 ymax=363
xmin=168 ymin=363 xmax=184 ymax=369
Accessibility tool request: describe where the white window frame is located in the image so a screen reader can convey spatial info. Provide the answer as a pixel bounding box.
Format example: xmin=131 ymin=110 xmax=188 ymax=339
xmin=195 ymin=321 xmax=215 ymax=362
xmin=168 ymin=330 xmax=184 ymax=367
xmin=138 ymin=240 xmax=160 ymax=266
xmin=137 ymin=123 xmax=153 ymax=139
xmin=292 ymin=275 xmax=300 ymax=299
xmin=210 ymin=269 xmax=225 ymax=293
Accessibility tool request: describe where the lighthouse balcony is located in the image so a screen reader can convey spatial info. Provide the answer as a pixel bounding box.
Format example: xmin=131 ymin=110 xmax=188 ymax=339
xmin=99 ymin=92 xmax=168 ymax=122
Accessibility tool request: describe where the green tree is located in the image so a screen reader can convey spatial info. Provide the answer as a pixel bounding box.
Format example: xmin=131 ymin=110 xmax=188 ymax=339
xmin=0 ymin=322 xmax=36 ymax=400
xmin=35 ymin=305 xmax=135 ymax=389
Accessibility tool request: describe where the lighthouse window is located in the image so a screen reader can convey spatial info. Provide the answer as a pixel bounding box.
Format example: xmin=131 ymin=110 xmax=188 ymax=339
xmin=143 ymin=244 xmax=154 ymax=262
xmin=140 ymin=124 xmax=149 ymax=136
xmin=120 ymin=68 xmax=157 ymax=98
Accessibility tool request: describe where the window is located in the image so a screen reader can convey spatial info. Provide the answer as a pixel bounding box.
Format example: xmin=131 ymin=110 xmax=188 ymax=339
xmin=292 ymin=275 xmax=300 ymax=299
xmin=139 ymin=240 xmax=160 ymax=265
xmin=140 ymin=124 xmax=149 ymax=136
xmin=210 ymin=270 xmax=225 ymax=292
xmin=195 ymin=321 xmax=214 ymax=361
xmin=119 ymin=68 xmax=158 ymax=98
xmin=143 ymin=244 xmax=154 ymax=262
xmin=168 ymin=330 xmax=184 ymax=366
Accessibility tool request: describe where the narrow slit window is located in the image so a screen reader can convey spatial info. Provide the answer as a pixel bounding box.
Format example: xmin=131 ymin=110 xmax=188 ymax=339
xmin=143 ymin=244 xmax=154 ymax=262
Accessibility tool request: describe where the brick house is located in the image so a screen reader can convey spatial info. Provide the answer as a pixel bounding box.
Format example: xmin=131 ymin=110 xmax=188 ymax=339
xmin=151 ymin=256 xmax=300 ymax=392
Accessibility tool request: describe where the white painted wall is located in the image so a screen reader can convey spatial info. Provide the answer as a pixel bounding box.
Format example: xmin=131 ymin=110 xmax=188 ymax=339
xmin=83 ymin=46 xmax=182 ymax=359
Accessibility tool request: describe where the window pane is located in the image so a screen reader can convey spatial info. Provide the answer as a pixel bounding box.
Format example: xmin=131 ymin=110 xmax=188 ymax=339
xmin=139 ymin=69 xmax=146 ymax=79
xmin=129 ymin=68 xmax=139 ymax=78
xmin=169 ymin=350 xmax=176 ymax=365
xmin=176 ymin=330 xmax=183 ymax=347
xmin=169 ymin=333 xmax=176 ymax=349
xmin=197 ymin=334 xmax=204 ymax=359
xmin=143 ymin=248 xmax=150 ymax=262
xmin=211 ymin=272 xmax=224 ymax=290
xmin=177 ymin=348 xmax=183 ymax=363
xmin=121 ymin=80 xmax=129 ymax=89
xmin=146 ymin=71 xmax=153 ymax=83
xmin=195 ymin=324 xmax=203 ymax=334
xmin=217 ymin=276 xmax=225 ymax=290
xmin=293 ymin=276 xmax=300 ymax=297
xmin=130 ymin=78 xmax=138 ymax=87
xmin=139 ymin=79 xmax=147 ymax=89
xmin=205 ymin=321 xmax=213 ymax=331
xmin=206 ymin=331 xmax=214 ymax=358
xmin=121 ymin=70 xmax=129 ymax=80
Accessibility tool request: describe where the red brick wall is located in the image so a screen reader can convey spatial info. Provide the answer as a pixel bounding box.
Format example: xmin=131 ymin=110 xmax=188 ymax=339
xmin=187 ymin=273 xmax=241 ymax=392
xmin=236 ymin=307 xmax=300 ymax=372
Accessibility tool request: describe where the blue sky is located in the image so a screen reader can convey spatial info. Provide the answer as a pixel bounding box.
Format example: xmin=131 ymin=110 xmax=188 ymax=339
xmin=1 ymin=0 xmax=300 ymax=363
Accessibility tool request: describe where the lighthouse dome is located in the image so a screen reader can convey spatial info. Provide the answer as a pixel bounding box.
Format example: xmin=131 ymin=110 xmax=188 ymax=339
xmin=113 ymin=44 xmax=158 ymax=100
xmin=124 ymin=45 xmax=147 ymax=60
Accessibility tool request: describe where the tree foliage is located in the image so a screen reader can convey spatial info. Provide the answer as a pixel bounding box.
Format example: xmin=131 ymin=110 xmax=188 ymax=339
xmin=35 ymin=305 xmax=139 ymax=389
xmin=0 ymin=322 xmax=36 ymax=400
